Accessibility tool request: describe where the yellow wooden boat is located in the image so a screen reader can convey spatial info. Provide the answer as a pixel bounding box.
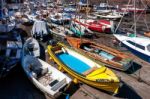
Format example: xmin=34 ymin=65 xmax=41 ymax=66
xmin=47 ymin=43 xmax=120 ymax=94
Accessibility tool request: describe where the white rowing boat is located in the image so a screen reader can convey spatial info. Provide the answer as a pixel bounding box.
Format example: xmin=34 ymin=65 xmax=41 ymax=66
xmin=21 ymin=55 xmax=72 ymax=98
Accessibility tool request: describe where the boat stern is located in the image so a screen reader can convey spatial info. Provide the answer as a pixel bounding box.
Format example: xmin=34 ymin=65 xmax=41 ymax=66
xmin=121 ymin=58 xmax=133 ymax=71
xmin=110 ymin=21 xmax=115 ymax=33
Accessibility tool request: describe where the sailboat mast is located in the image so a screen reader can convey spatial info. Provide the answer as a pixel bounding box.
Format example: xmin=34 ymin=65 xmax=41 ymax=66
xmin=85 ymin=0 xmax=88 ymax=23
xmin=134 ymin=0 xmax=136 ymax=36
xmin=106 ymin=0 xmax=108 ymax=10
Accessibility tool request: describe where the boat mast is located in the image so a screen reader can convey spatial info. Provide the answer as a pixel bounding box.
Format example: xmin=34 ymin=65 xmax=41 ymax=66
xmin=106 ymin=0 xmax=108 ymax=10
xmin=78 ymin=0 xmax=82 ymax=39
xmin=86 ymin=0 xmax=88 ymax=23
xmin=134 ymin=0 xmax=136 ymax=36
xmin=114 ymin=0 xmax=132 ymax=33
xmin=62 ymin=0 xmax=66 ymax=33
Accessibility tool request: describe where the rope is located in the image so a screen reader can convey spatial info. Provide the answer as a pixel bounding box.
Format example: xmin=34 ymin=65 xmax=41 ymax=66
xmin=114 ymin=0 xmax=132 ymax=33
xmin=115 ymin=0 xmax=150 ymax=33
xmin=130 ymin=8 xmax=147 ymax=31
xmin=140 ymin=0 xmax=150 ymax=31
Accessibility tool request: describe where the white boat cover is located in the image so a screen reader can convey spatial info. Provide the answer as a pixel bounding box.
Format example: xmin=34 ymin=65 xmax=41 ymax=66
xmin=31 ymin=20 xmax=48 ymax=37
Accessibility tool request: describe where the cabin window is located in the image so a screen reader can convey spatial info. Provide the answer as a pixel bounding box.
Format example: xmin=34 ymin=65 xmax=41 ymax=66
xmin=147 ymin=44 xmax=150 ymax=52
xmin=97 ymin=7 xmax=108 ymax=10
xmin=127 ymin=40 xmax=145 ymax=50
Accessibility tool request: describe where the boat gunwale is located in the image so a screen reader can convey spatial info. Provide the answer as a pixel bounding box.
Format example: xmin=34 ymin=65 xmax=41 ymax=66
xmin=48 ymin=44 xmax=93 ymax=78
xmin=21 ymin=55 xmax=71 ymax=97
xmin=47 ymin=43 xmax=120 ymax=94
xmin=66 ymin=37 xmax=133 ymax=71
xmin=47 ymin=43 xmax=116 ymax=81
xmin=67 ymin=37 xmax=131 ymax=58
xmin=58 ymin=42 xmax=106 ymax=66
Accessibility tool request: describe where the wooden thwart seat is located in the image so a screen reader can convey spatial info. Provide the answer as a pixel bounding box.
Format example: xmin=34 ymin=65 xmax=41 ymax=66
xmin=55 ymin=50 xmax=63 ymax=54
xmin=51 ymin=78 xmax=67 ymax=91
xmin=83 ymin=67 xmax=98 ymax=76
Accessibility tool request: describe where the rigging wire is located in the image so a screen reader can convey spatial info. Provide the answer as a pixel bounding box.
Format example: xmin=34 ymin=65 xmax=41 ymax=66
xmin=130 ymin=0 xmax=149 ymax=32
xmin=114 ymin=0 xmax=132 ymax=33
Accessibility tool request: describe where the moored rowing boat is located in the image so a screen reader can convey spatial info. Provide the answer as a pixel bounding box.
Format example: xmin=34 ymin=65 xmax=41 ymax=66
xmin=21 ymin=55 xmax=72 ymax=98
xmin=66 ymin=37 xmax=133 ymax=71
xmin=47 ymin=43 xmax=120 ymax=94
